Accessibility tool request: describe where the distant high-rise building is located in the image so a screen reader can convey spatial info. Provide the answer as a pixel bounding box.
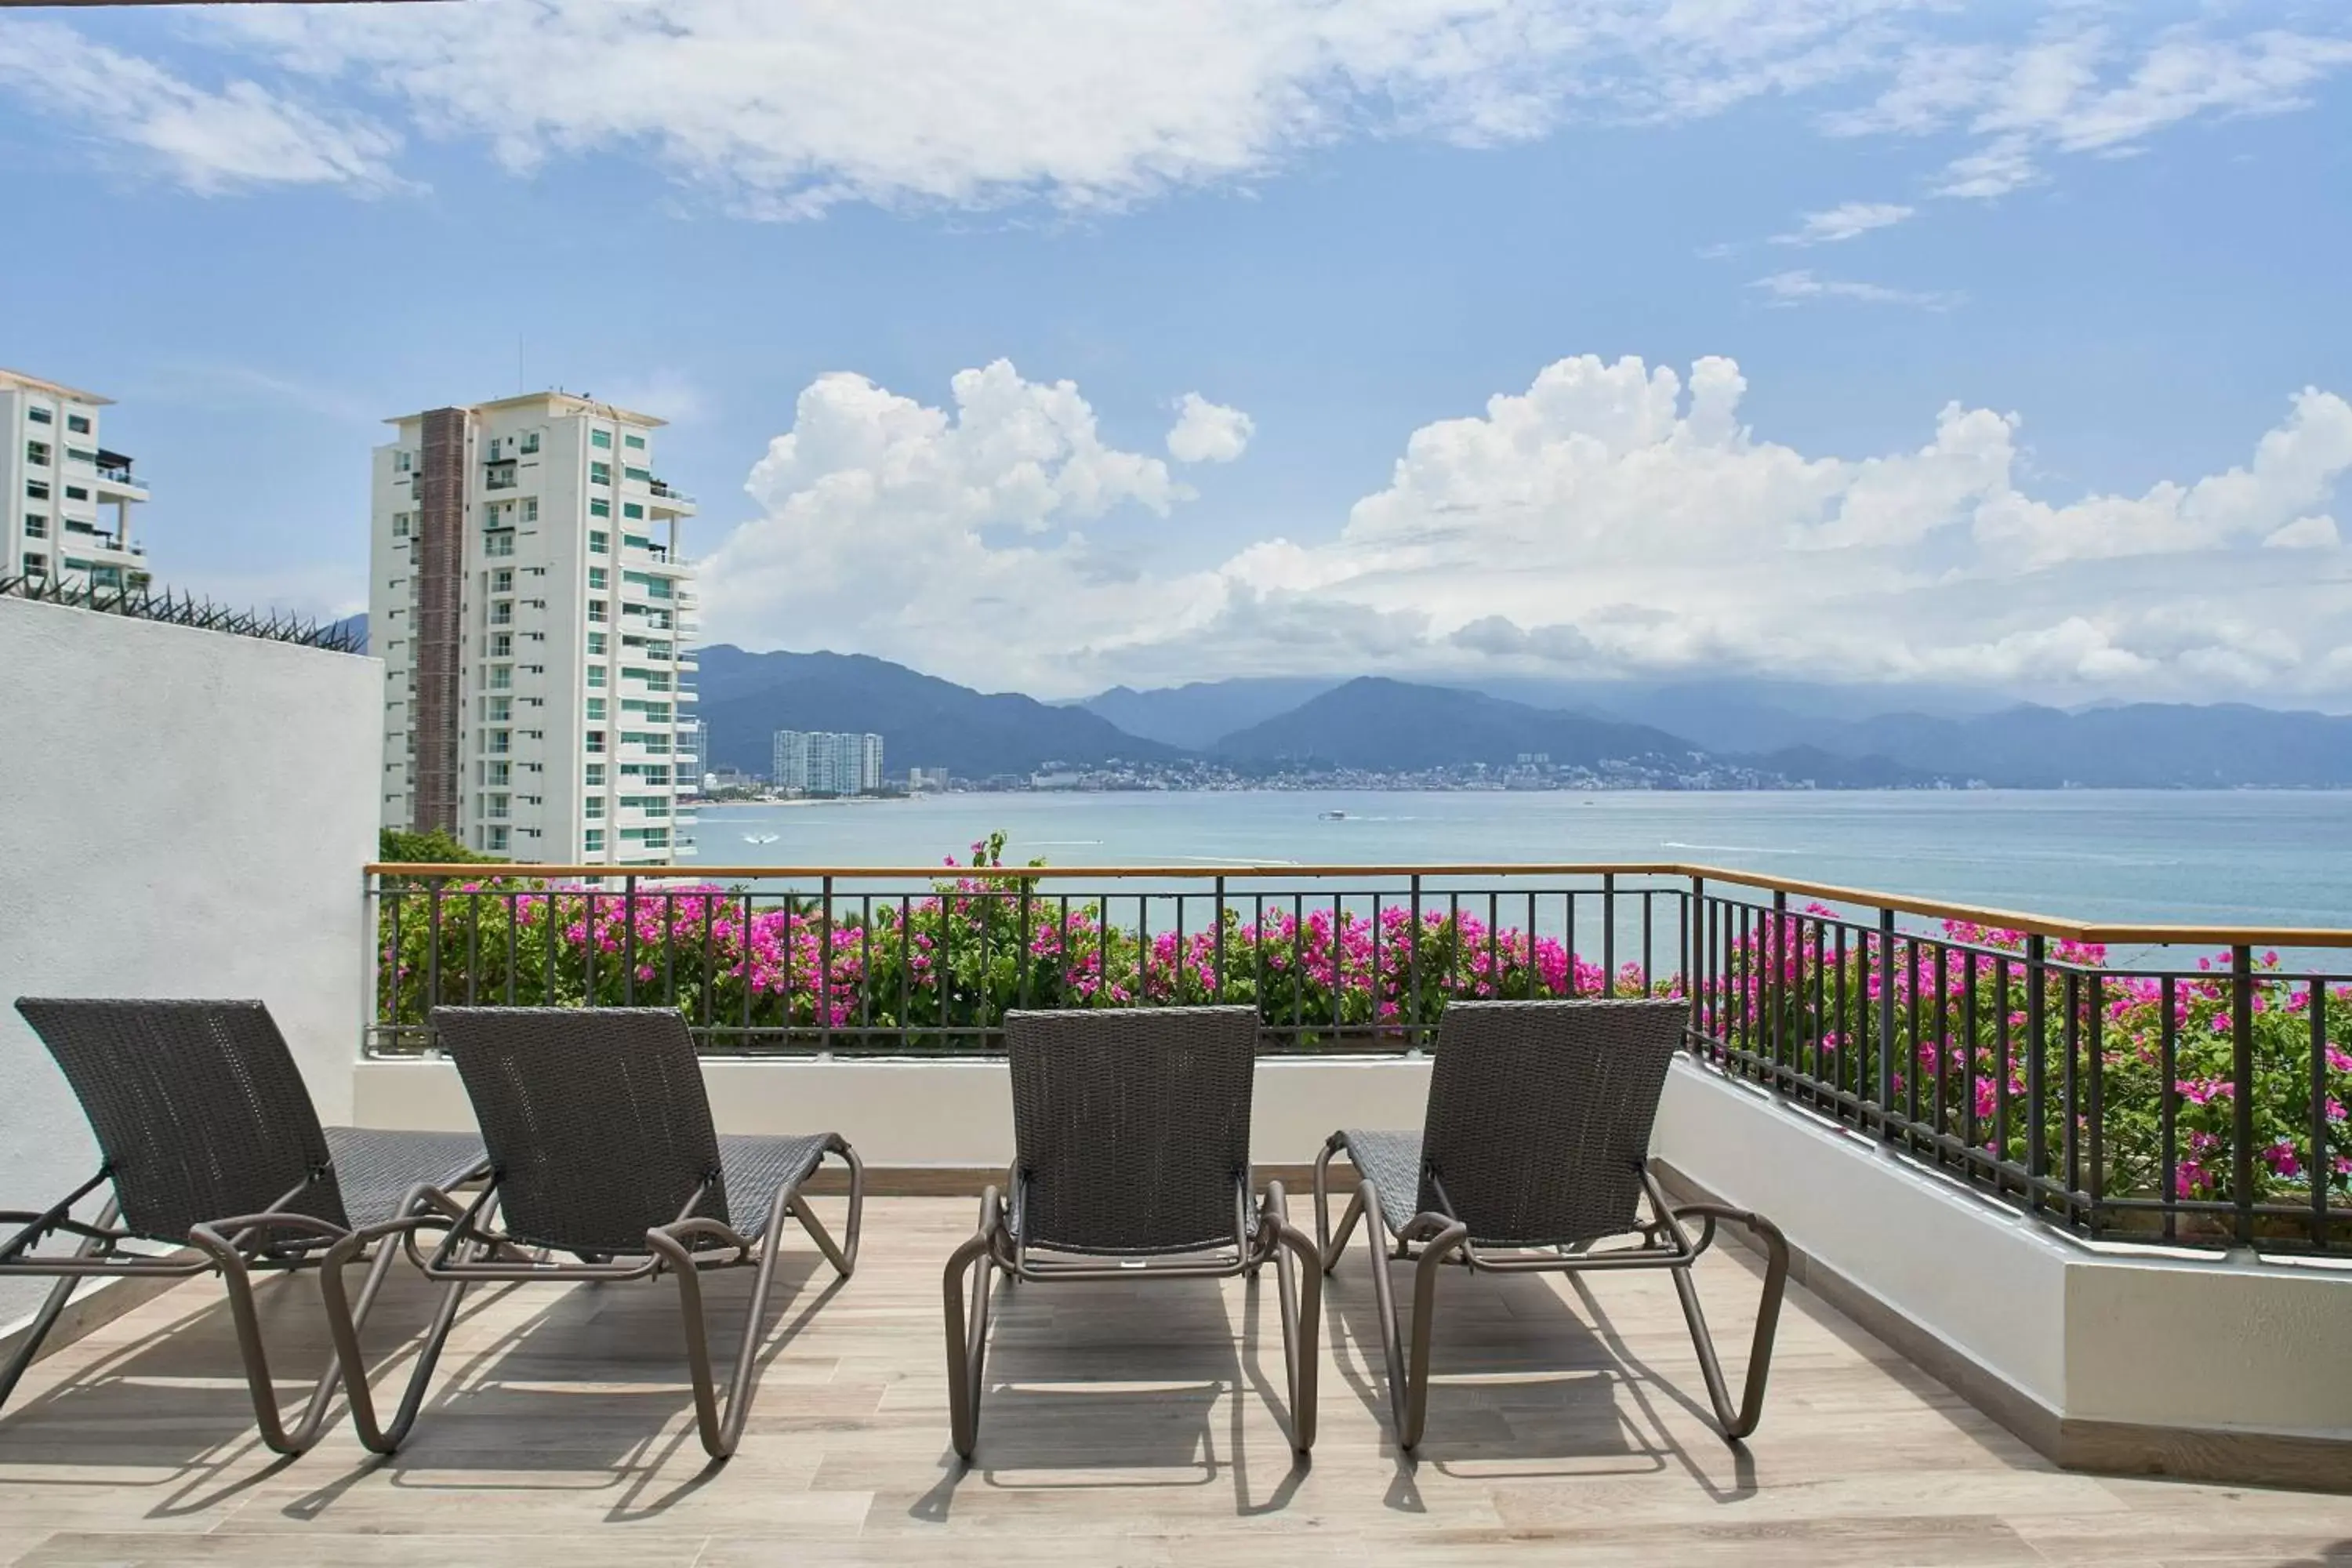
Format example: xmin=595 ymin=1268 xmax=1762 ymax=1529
xmin=908 ymin=766 xmax=950 ymax=793
xmin=772 ymin=730 xmax=884 ymax=795
xmin=370 ymin=392 xmax=699 ymax=864
xmin=1 ymin=368 xmax=151 ymax=594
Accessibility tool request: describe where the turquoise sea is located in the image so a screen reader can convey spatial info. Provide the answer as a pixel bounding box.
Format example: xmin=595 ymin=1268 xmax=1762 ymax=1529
xmin=691 ymin=790 xmax=2352 ymax=934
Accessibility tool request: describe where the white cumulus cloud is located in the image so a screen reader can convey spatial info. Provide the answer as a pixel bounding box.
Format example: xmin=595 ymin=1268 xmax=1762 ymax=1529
xmin=1167 ymin=394 xmax=1255 ymax=464
xmin=701 ymin=355 xmax=2352 ymax=705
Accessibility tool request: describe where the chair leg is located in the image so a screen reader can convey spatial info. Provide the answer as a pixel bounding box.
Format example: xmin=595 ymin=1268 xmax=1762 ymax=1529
xmin=786 ymin=1142 xmax=863 ymax=1278
xmin=1398 ymin=1220 xmax=1468 ymax=1451
xmin=942 ymin=1189 xmax=1002 ymax=1462
xmin=1261 ymin=1182 xmax=1320 ymax=1455
xmin=0 ymin=1196 xmax=118 ymax=1413
xmin=1665 ymin=1204 xmax=1791 ymax=1442
xmin=1312 ymin=1136 xmax=1364 ymax=1274
xmin=1356 ymin=1179 xmax=1413 ymax=1443
xmin=318 ymin=1189 xmax=487 ymax=1457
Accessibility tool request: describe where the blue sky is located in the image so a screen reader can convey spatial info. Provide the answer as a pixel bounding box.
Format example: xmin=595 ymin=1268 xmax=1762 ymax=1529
xmin=2 ymin=1 xmax=2349 ymax=702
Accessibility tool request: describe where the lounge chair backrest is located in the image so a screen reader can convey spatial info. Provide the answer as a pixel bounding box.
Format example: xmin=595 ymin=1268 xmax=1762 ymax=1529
xmin=1420 ymin=999 xmax=1686 ymax=1247
xmin=431 ymin=1007 xmax=727 ymax=1254
xmin=13 ymin=999 xmax=347 ymax=1242
xmin=1005 ymin=1006 xmax=1258 ymax=1255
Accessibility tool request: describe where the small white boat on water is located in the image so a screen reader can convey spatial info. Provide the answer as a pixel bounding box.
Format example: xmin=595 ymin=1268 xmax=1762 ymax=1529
xmin=741 ymin=833 xmax=781 ymax=844
xmin=1318 ymin=810 xmax=1349 ymax=821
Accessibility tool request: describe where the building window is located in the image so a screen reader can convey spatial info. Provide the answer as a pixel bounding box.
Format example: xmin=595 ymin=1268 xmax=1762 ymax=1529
xmin=589 ymin=498 xmax=610 ymax=518
xmin=489 ymin=601 xmax=513 ymax=626
xmin=489 ymin=632 xmax=513 ymax=657
xmin=585 ymin=763 xmax=605 ymax=786
xmin=26 ymin=441 xmax=50 ymax=466
xmin=591 ymin=429 xmax=612 ymax=450
xmin=23 ymin=515 xmax=46 ymax=539
xmin=65 ymin=413 xmax=89 ymax=434
xmin=485 ymin=697 xmax=513 ymax=722
xmin=64 ymin=486 xmax=87 ymax=502
xmin=486 ymin=826 xmax=510 ymax=852
xmin=585 ymin=731 xmax=606 ymax=754
xmin=521 ymin=431 xmax=540 ymax=454
xmin=23 ymin=554 xmax=46 ymax=576
xmin=587 ymin=601 xmax=608 ymax=623
xmin=586 ymin=697 xmax=606 ymax=720
xmin=392 ymin=513 xmax=410 ymax=538
xmin=587 ymin=567 xmax=608 ymax=590
xmin=587 ymin=630 xmax=607 ymax=655
xmin=589 ymin=530 xmax=608 ymax=555
xmin=622 ymin=503 xmax=644 ymax=521
xmin=26 ymin=407 xmax=50 ymax=425
xmin=485 ymin=532 xmax=514 ymax=558
xmin=585 ymin=797 xmax=605 ymax=819
xmin=491 ymin=568 xmax=514 ymax=593
xmin=26 ymin=481 xmax=49 ymax=501
xmin=485 ymin=729 xmax=511 ymax=756
xmin=623 ymin=433 xmax=646 ymax=451
xmin=590 ymin=462 xmax=611 ymax=486
xmin=584 ymin=829 xmax=604 ymax=853
xmin=484 ymin=760 xmax=511 ymax=786
xmin=488 ymin=665 xmax=513 ymax=691
xmin=586 ymin=665 xmax=607 ymax=688
xmin=521 ymin=497 xmax=539 ymax=522
xmin=394 ymin=449 xmax=413 ymax=474
xmin=624 ymin=466 xmax=651 ymax=485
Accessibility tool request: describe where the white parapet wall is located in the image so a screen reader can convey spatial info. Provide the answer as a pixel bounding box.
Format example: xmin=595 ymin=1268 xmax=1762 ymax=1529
xmin=352 ymin=1054 xmax=1437 ymax=1171
xmin=1653 ymin=1058 xmax=2352 ymax=1479
xmin=0 ymin=597 xmax=381 ymax=1327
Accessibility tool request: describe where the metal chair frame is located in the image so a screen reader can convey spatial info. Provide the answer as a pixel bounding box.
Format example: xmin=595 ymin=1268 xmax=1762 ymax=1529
xmin=1310 ymin=1000 xmax=1791 ymax=1452
xmin=942 ymin=1006 xmax=1320 ymax=1462
xmin=321 ymin=1135 xmax=862 ymax=1461
xmin=0 ymin=1169 xmax=492 ymax=1457
xmin=943 ymin=1172 xmax=1320 ymax=1462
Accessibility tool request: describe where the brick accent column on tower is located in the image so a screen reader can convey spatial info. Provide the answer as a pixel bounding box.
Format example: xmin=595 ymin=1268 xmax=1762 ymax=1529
xmin=411 ymin=407 xmax=469 ymax=834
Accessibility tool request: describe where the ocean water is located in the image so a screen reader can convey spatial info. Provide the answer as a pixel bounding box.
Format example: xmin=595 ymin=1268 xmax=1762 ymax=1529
xmin=691 ymin=790 xmax=2352 ymax=934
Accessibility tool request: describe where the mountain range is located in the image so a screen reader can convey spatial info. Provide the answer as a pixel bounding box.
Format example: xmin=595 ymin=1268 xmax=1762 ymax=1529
xmin=337 ymin=617 xmax=2352 ymax=787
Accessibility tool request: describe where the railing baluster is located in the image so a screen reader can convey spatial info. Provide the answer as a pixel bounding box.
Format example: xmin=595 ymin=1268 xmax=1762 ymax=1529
xmin=2160 ymin=974 xmax=2177 ymax=1242
xmin=1877 ymin=909 xmax=1899 ymax=1140
xmin=819 ymin=874 xmax=834 ymax=1057
xmin=2311 ymin=980 xmax=2330 ymax=1250
xmin=2231 ymin=945 xmax=2256 ymax=1247
xmin=1602 ymin=872 xmax=1617 ymax=997
xmin=621 ymin=873 xmax=637 ymax=1007
xmin=2025 ymin=934 xmax=2048 ymax=1215
xmin=2086 ymin=973 xmax=2105 ymax=1238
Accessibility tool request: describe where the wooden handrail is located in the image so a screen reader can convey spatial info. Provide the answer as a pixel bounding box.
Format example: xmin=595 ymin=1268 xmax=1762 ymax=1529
xmin=363 ymin=861 xmax=2352 ymax=950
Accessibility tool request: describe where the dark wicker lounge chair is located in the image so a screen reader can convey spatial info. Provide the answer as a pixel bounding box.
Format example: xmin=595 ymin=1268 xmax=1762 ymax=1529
xmin=1312 ymin=998 xmax=1790 ymax=1451
xmin=0 ymin=999 xmax=488 ymax=1455
xmin=323 ymin=1007 xmax=863 ymax=1461
xmin=942 ymin=1006 xmax=1320 ymax=1461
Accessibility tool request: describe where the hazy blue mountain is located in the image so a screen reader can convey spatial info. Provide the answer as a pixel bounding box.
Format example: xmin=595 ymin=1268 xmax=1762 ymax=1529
xmin=1212 ymin=677 xmax=1701 ymax=770
xmin=1818 ymin=703 xmax=2352 ymax=788
xmin=695 ymin=644 xmax=1181 ymax=779
xmin=1085 ymin=671 xmax=2011 ymax=756
xmin=1079 ymin=677 xmax=1341 ymax=749
xmin=331 ymin=612 xmax=368 ymax=652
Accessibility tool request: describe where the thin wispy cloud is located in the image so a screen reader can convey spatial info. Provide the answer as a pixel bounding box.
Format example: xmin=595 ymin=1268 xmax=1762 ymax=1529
xmin=1771 ymin=201 xmax=1915 ymax=245
xmin=1750 ymin=269 xmax=1962 ymax=310
xmin=0 ymin=5 xmax=2338 ymax=223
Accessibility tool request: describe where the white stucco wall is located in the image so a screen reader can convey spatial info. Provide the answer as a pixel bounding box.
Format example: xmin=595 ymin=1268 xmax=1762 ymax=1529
xmin=0 ymin=597 xmax=380 ymax=1325
xmin=353 ymin=1054 xmax=1437 ymax=1170
xmin=1654 ymin=1059 xmax=2352 ymax=1444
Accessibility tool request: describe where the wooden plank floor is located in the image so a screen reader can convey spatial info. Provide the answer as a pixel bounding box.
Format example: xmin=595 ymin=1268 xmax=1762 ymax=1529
xmin=0 ymin=1196 xmax=2344 ymax=1566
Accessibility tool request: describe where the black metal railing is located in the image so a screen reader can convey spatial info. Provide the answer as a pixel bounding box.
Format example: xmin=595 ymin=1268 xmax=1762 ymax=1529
xmin=367 ymin=857 xmax=2352 ymax=1255
xmin=4 ymin=573 xmax=365 ymax=652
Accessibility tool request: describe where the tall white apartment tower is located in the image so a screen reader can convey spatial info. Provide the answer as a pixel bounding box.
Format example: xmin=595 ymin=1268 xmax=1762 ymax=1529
xmin=1 ymin=368 xmax=151 ymax=592
xmin=370 ymin=394 xmax=700 ymax=865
